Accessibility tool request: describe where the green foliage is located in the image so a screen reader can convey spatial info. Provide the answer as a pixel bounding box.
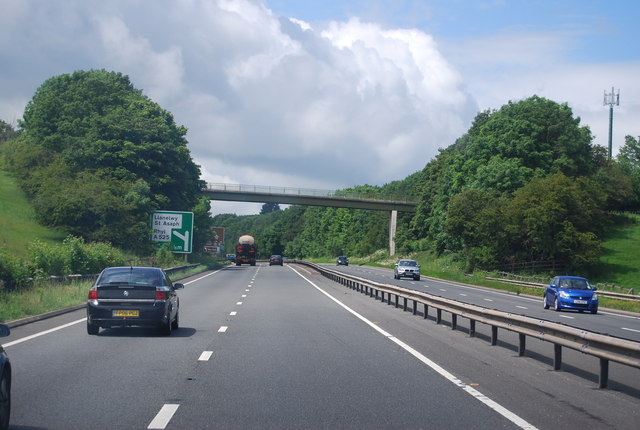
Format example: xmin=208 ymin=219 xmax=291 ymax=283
xmin=0 ymin=251 xmax=31 ymax=290
xmin=3 ymin=69 xmax=205 ymax=250
xmin=0 ymin=119 xmax=17 ymax=143
xmin=27 ymin=236 xmax=131 ymax=277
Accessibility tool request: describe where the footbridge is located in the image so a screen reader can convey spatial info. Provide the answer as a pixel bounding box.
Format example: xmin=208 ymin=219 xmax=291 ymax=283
xmin=202 ymin=183 xmax=418 ymax=255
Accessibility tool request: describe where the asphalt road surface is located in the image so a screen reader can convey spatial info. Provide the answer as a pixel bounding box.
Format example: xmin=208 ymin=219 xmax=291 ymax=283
xmin=3 ymin=263 xmax=639 ymax=429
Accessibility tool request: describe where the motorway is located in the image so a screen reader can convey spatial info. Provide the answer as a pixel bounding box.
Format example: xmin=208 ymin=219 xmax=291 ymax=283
xmin=327 ymin=264 xmax=640 ymax=343
xmin=2 ymin=263 xmax=639 ymax=429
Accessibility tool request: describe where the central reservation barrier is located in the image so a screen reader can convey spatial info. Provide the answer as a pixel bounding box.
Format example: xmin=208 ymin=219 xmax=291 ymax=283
xmin=295 ymin=261 xmax=640 ymax=389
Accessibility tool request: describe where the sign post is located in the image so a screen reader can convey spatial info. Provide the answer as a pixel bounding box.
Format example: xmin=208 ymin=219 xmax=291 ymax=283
xmin=151 ymin=211 xmax=194 ymax=254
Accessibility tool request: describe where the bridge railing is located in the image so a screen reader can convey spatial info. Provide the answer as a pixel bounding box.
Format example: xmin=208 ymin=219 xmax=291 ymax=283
xmin=203 ymin=182 xmax=417 ymax=203
xmin=295 ymin=261 xmax=640 ymax=389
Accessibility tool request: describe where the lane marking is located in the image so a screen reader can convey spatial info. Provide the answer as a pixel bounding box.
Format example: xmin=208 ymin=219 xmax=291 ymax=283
xmin=516 ymin=306 xmax=528 ymax=310
xmin=184 ymin=268 xmax=225 ymax=285
xmin=230 ymin=311 xmax=237 ymax=316
xmin=3 ymin=318 xmax=86 ymax=347
xmin=484 ymin=299 xmax=494 ymax=302
xmin=287 ymin=265 xmax=537 ymax=430
xmin=560 ymin=315 xmax=575 ymax=320
xmin=198 ymin=351 xmax=213 ymax=361
xmin=242 ymin=295 xmax=247 ymax=298
xmin=148 ymin=404 xmax=179 ymax=429
xmin=218 ymin=326 xmax=228 ymax=333
xmin=622 ymin=327 xmax=640 ymax=333
xmin=460 ymin=294 xmax=467 ymax=297
xmin=236 ymin=302 xmax=243 ymax=305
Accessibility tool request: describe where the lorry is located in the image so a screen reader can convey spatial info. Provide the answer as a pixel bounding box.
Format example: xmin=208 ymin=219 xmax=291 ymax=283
xmin=235 ymin=234 xmax=257 ymax=266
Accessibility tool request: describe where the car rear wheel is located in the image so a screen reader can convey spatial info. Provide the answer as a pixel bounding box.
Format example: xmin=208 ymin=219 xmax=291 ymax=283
xmin=543 ymin=295 xmax=549 ymax=309
xmin=171 ymin=311 xmax=179 ymax=330
xmin=0 ymin=368 xmax=10 ymax=430
xmin=554 ymin=297 xmax=561 ymax=311
xmin=162 ymin=313 xmax=173 ymax=336
xmin=87 ymin=321 xmax=99 ymax=335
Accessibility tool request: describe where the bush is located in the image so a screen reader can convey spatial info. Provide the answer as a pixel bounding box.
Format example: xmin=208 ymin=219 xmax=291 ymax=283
xmin=0 ymin=251 xmax=31 ymax=290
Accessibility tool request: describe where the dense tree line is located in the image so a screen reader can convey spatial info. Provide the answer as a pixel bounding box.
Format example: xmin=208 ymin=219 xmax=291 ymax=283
xmin=214 ymin=96 xmax=640 ymax=273
xmin=1 ymin=70 xmax=213 ymax=252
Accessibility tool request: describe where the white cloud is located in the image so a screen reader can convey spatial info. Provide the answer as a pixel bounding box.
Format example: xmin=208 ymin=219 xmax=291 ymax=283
xmin=6 ymin=1 xmax=636 ymax=217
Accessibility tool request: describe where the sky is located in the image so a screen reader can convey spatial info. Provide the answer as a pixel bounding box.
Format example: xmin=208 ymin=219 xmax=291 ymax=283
xmin=1 ymin=0 xmax=638 ymax=215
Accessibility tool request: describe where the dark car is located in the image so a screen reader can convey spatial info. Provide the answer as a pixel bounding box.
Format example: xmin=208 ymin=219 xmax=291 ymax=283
xmin=0 ymin=324 xmax=10 ymax=430
xmin=336 ymin=256 xmax=349 ymax=266
xmin=269 ymin=255 xmax=283 ymax=266
xmin=86 ymin=266 xmax=184 ymax=336
xmin=394 ymin=259 xmax=420 ymax=280
xmin=543 ymin=275 xmax=598 ymax=314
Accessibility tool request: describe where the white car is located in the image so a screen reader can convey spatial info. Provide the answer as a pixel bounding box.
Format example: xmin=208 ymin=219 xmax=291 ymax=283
xmin=394 ymin=259 xmax=420 ymax=281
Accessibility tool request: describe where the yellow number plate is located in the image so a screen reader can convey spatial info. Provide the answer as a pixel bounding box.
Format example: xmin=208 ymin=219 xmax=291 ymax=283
xmin=113 ymin=310 xmax=139 ymax=317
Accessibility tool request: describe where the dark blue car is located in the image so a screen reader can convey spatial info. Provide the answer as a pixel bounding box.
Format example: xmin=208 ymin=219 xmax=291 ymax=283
xmin=543 ymin=276 xmax=598 ymax=314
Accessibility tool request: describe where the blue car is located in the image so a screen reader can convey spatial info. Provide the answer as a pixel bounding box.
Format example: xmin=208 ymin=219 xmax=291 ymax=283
xmin=543 ymin=276 xmax=598 ymax=314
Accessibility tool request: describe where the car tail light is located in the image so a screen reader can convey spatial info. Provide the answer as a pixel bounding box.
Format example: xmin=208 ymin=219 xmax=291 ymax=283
xmin=155 ymin=289 xmax=168 ymax=300
xmin=88 ymin=288 xmax=98 ymax=300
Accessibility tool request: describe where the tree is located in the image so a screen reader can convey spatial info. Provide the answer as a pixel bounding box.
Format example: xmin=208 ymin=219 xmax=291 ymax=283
xmin=0 ymin=119 xmax=17 ymax=144
xmin=5 ymin=70 xmax=205 ymax=250
xmin=260 ymin=202 xmax=281 ymax=214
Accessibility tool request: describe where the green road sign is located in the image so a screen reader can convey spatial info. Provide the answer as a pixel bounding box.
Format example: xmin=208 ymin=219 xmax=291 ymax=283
xmin=151 ymin=211 xmax=194 ymax=253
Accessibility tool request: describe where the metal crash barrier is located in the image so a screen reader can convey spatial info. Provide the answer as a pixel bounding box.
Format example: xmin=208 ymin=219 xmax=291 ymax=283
xmin=296 ymin=261 xmax=640 ymax=389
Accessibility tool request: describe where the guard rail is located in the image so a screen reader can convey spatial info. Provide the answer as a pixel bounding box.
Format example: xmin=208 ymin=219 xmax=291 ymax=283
xmin=297 ymin=261 xmax=640 ymax=389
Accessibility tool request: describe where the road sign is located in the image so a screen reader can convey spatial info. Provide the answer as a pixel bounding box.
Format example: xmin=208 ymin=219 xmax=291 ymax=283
xmin=151 ymin=211 xmax=194 ymax=253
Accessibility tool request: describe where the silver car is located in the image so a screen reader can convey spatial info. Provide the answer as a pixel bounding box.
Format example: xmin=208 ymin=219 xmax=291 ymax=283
xmin=394 ymin=259 xmax=420 ymax=281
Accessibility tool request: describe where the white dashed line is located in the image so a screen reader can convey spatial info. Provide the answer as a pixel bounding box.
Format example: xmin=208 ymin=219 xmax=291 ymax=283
xmin=439 ymin=289 xmax=447 ymax=292
xmin=516 ymin=306 xmax=528 ymax=310
xmin=198 ymin=351 xmax=213 ymax=361
xmin=242 ymin=295 xmax=247 ymax=298
xmin=459 ymin=294 xmax=467 ymax=297
xmin=484 ymin=299 xmax=494 ymax=302
xmin=236 ymin=302 xmax=243 ymax=305
xmin=148 ymin=404 xmax=179 ymax=429
xmin=622 ymin=327 xmax=640 ymax=333
xmin=218 ymin=326 xmax=228 ymax=333
xmin=560 ymin=315 xmax=574 ymax=320
xmin=230 ymin=311 xmax=237 ymax=316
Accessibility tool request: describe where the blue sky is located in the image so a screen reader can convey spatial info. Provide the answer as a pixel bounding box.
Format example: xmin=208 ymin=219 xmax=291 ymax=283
xmin=0 ymin=0 xmax=638 ymax=214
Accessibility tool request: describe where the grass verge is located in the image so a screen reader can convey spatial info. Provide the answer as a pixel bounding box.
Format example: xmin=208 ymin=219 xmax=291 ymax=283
xmin=0 ymin=264 xmax=213 ymax=323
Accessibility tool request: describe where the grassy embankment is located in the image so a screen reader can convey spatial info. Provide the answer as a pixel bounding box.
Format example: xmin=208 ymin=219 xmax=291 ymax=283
xmin=0 ymin=171 xmax=210 ymax=322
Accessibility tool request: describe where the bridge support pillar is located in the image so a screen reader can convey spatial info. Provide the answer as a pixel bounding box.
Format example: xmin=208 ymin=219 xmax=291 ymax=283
xmin=389 ymin=210 xmax=397 ymax=256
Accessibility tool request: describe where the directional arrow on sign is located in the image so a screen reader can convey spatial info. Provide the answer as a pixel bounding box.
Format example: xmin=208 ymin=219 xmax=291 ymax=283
xmin=173 ymin=230 xmax=190 ymax=252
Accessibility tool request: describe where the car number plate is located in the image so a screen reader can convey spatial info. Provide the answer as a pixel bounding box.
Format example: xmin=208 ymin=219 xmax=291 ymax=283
xmin=573 ymin=300 xmax=587 ymax=305
xmin=113 ymin=310 xmax=139 ymax=317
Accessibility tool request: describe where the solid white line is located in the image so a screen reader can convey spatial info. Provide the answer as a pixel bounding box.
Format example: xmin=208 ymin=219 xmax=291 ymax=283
xmin=459 ymin=294 xmax=467 ymax=297
xmin=230 ymin=311 xmax=237 ymax=316
xmin=621 ymin=327 xmax=640 ymax=333
xmin=560 ymin=315 xmax=575 ymax=320
xmin=516 ymin=306 xmax=528 ymax=310
xmin=3 ymin=318 xmax=87 ymax=347
xmin=218 ymin=326 xmax=228 ymax=333
xmin=184 ymin=268 xmax=225 ymax=285
xmin=198 ymin=351 xmax=213 ymax=361
xmin=148 ymin=404 xmax=179 ymax=429
xmin=287 ymin=265 xmax=537 ymax=430
xmin=484 ymin=299 xmax=494 ymax=302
